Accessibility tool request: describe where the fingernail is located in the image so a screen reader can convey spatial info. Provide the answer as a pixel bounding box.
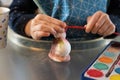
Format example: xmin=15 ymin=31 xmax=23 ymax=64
xmin=92 ymin=31 xmax=96 ymax=34
xmin=84 ymin=25 xmax=87 ymax=27
xmin=62 ymin=22 xmax=67 ymax=28
xmin=85 ymin=29 xmax=90 ymax=33
xmin=60 ymin=28 xmax=64 ymax=32
xmin=84 ymin=25 xmax=89 ymax=33
xmin=54 ymin=34 xmax=58 ymax=38
xmin=52 ymin=31 xmax=57 ymax=37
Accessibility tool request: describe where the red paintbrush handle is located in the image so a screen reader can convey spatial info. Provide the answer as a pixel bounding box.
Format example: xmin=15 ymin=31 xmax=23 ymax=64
xmin=68 ymin=26 xmax=85 ymax=30
xmin=113 ymin=32 xmax=120 ymax=36
xmin=66 ymin=26 xmax=120 ymax=36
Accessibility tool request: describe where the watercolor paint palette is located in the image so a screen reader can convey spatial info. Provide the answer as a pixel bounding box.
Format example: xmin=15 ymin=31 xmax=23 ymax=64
xmin=81 ymin=41 xmax=120 ymax=80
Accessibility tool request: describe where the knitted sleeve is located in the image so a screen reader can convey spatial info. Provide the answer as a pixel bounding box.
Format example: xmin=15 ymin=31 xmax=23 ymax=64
xmin=107 ymin=0 xmax=120 ymax=33
xmin=9 ymin=0 xmax=37 ymax=36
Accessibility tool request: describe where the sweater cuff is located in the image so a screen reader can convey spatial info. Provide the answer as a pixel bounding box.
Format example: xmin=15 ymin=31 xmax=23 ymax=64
xmin=15 ymin=14 xmax=36 ymax=37
xmin=109 ymin=14 xmax=120 ymax=33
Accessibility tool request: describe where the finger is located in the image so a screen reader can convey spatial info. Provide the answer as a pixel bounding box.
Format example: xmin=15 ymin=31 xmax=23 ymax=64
xmin=102 ymin=27 xmax=112 ymax=37
xmin=35 ymin=14 xmax=67 ymax=28
xmin=32 ymin=31 xmax=50 ymax=40
xmin=86 ymin=11 xmax=102 ymax=33
xmin=31 ymin=24 xmax=57 ymax=35
xmin=91 ymin=14 xmax=106 ymax=34
xmin=31 ymin=20 xmax=64 ymax=33
xmin=36 ymin=20 xmax=65 ymax=33
xmin=103 ymin=24 xmax=115 ymax=37
xmin=97 ymin=20 xmax=110 ymax=35
xmin=40 ymin=25 xmax=65 ymax=38
xmin=50 ymin=24 xmax=65 ymax=33
xmin=87 ymin=16 xmax=92 ymax=22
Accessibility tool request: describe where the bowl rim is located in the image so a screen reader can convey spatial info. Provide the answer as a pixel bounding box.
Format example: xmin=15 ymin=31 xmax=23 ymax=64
xmin=8 ymin=27 xmax=104 ymax=43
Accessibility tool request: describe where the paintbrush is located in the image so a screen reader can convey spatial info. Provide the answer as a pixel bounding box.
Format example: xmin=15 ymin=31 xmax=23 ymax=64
xmin=105 ymin=54 xmax=120 ymax=77
xmin=67 ymin=26 xmax=120 ymax=36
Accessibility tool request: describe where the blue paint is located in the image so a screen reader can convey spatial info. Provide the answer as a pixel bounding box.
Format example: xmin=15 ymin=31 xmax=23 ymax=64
xmin=115 ymin=68 xmax=120 ymax=74
xmin=104 ymin=51 xmax=115 ymax=57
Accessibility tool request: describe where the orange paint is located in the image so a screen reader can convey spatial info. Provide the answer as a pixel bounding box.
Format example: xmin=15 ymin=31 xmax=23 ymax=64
xmin=98 ymin=56 xmax=113 ymax=64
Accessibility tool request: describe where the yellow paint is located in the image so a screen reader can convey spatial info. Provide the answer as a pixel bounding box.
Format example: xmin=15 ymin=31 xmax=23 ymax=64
xmin=110 ymin=74 xmax=120 ymax=80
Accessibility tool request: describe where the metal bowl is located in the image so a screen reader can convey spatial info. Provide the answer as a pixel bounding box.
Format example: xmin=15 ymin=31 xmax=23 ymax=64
xmin=8 ymin=27 xmax=109 ymax=51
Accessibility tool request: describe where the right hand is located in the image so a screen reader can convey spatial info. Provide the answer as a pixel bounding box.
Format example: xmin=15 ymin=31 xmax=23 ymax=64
xmin=25 ymin=14 xmax=66 ymax=40
xmin=85 ymin=11 xmax=115 ymax=37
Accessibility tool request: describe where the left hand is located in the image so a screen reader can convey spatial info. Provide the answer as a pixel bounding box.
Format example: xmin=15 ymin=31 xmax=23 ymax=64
xmin=85 ymin=11 xmax=116 ymax=37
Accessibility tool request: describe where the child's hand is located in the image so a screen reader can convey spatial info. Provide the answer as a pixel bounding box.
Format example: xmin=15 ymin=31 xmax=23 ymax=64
xmin=85 ymin=11 xmax=115 ymax=37
xmin=25 ymin=14 xmax=66 ymax=40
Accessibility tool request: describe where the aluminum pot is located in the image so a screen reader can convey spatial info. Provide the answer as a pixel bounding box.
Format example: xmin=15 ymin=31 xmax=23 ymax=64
xmin=8 ymin=27 xmax=109 ymax=51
